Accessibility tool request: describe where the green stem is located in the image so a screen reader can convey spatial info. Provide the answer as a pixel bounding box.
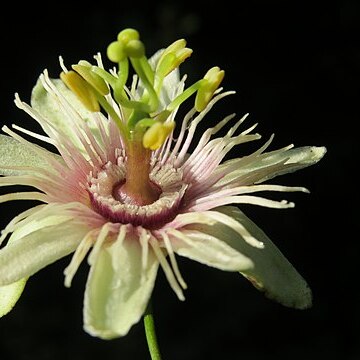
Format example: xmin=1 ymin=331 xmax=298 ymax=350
xmin=97 ymin=96 xmax=129 ymax=140
xmin=144 ymin=302 xmax=162 ymax=360
xmin=166 ymin=79 xmax=205 ymax=111
xmin=130 ymin=57 xmax=159 ymax=112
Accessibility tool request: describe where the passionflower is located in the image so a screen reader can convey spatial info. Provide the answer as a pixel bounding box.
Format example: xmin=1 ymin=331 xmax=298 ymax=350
xmin=0 ymin=28 xmax=325 ymax=339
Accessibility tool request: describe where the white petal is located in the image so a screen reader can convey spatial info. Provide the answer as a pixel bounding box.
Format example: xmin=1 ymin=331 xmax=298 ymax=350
xmin=0 ymin=135 xmax=50 ymax=176
xmin=0 ymin=278 xmax=27 ymax=317
xmin=83 ymin=235 xmax=159 ymax=339
xmin=169 ymin=228 xmax=253 ymax=272
xmin=199 ymin=206 xmax=312 ymax=309
xmin=0 ymin=221 xmax=88 ymax=285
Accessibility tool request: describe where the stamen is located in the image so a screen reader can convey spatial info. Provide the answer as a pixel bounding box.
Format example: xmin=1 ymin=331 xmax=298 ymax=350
xmin=195 ymin=67 xmax=225 ymax=112
xmin=60 ymin=71 xmax=100 ymax=112
xmin=72 ymin=62 xmax=109 ymax=96
xmin=143 ymin=121 xmax=175 ymax=150
xmin=155 ymin=39 xmax=192 ymax=91
xmin=166 ymin=79 xmax=205 ymax=112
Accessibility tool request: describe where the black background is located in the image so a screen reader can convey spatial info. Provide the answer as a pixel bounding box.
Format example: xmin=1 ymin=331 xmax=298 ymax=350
xmin=0 ymin=1 xmax=357 ymax=359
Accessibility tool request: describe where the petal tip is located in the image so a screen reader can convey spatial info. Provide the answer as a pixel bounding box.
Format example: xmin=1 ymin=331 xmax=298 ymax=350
xmin=83 ymin=323 xmax=127 ymax=340
xmin=265 ymin=278 xmax=313 ymax=310
xmin=310 ymin=146 xmax=327 ymax=162
xmin=0 ymin=278 xmax=27 ymax=318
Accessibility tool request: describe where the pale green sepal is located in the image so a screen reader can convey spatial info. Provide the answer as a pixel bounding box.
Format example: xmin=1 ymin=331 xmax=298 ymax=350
xmin=257 ymin=146 xmax=327 ymax=182
xmin=219 ymin=146 xmax=327 ymax=186
xmin=189 ymin=206 xmax=312 ymax=309
xmin=84 ymin=236 xmax=159 ymax=339
xmin=222 ymin=206 xmax=312 ymax=309
xmin=0 ymin=222 xmax=88 ymax=286
xmin=0 ymin=278 xmax=27 ymax=317
xmin=0 ymin=135 xmax=55 ymax=176
xmin=30 ymin=78 xmax=103 ymax=150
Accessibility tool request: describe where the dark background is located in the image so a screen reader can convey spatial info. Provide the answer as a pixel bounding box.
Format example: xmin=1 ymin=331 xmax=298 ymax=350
xmin=0 ymin=1 xmax=357 ymax=359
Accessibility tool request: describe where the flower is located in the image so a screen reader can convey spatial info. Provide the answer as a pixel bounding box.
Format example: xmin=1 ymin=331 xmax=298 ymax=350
xmin=0 ymin=28 xmax=326 ymax=339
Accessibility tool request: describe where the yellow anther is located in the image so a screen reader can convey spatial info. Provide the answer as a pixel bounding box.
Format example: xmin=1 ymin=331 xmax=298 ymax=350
xmin=143 ymin=121 xmax=175 ymax=150
xmin=107 ymin=41 xmax=126 ymax=63
xmin=72 ymin=63 xmax=109 ymax=96
xmin=175 ymin=47 xmax=193 ymax=64
xmin=161 ymin=39 xmax=187 ymax=58
xmin=204 ymin=66 xmax=225 ymax=85
xmin=195 ymin=66 xmax=225 ymax=112
xmin=60 ymin=71 xmax=100 ymax=112
xmin=156 ymin=39 xmax=192 ymax=77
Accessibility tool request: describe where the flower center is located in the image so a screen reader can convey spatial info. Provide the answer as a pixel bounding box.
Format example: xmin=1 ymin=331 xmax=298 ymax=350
xmin=87 ymin=159 xmax=186 ymax=229
xmin=112 ymin=180 xmax=161 ymax=205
